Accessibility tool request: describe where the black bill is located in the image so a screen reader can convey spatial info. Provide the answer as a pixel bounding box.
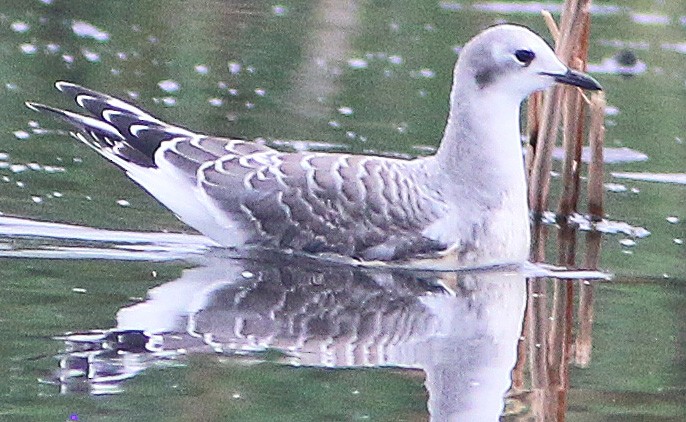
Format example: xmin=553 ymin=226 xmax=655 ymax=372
xmin=543 ymin=68 xmax=602 ymax=91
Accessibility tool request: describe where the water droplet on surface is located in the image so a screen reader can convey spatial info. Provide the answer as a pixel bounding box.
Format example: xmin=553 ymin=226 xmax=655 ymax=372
xmin=13 ymin=131 xmax=30 ymax=140
xmin=20 ymin=44 xmax=37 ymax=55
xmin=228 ymin=62 xmax=242 ymax=74
xmin=337 ymin=106 xmax=353 ymax=116
xmin=347 ymin=58 xmax=368 ymax=69
xmin=272 ymin=5 xmax=287 ymax=16
xmin=158 ymin=80 xmax=180 ymax=93
xmin=10 ymin=21 xmax=30 ymax=33
xmin=619 ymin=239 xmax=636 ymax=247
xmin=81 ymin=49 xmax=101 ymax=62
xmin=72 ymin=20 xmax=110 ymax=41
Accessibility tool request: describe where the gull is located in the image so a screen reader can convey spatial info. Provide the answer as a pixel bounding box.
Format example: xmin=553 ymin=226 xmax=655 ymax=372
xmin=26 ymin=24 xmax=601 ymax=269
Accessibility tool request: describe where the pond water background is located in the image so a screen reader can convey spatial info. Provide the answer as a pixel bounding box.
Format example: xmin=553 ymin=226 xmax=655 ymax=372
xmin=0 ymin=0 xmax=684 ymax=420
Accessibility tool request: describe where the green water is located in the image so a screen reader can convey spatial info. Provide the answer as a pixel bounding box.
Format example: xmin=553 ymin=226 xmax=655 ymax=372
xmin=0 ymin=0 xmax=684 ymax=420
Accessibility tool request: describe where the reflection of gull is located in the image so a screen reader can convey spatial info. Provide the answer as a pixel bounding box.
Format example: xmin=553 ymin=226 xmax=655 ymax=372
xmin=26 ymin=25 xmax=600 ymax=269
xmin=59 ymin=251 xmax=527 ymax=421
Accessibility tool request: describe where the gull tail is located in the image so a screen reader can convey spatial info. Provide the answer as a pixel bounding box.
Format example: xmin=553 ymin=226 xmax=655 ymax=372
xmin=26 ymin=81 xmax=194 ymax=168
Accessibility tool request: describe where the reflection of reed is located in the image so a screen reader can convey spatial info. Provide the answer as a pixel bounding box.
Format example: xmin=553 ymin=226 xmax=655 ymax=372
xmin=515 ymin=1 xmax=606 ymax=411
xmin=511 ymin=226 xmax=603 ymax=420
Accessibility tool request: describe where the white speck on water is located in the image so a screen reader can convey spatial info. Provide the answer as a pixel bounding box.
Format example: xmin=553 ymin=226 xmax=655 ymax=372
xmin=630 ymin=187 xmax=640 ymax=194
xmin=245 ymin=102 xmax=255 ymax=109
xmin=272 ymin=5 xmax=288 ymax=16
xmin=161 ymin=97 xmax=177 ymax=107
xmin=631 ymin=13 xmax=670 ymax=25
xmin=347 ymin=58 xmax=368 ymax=69
xmin=16 ymin=181 xmax=25 ymax=188
xmin=20 ymin=44 xmax=37 ymax=55
xmin=388 ymin=55 xmax=403 ymax=65
xmin=10 ymin=164 xmax=28 ymax=173
xmin=72 ymin=20 xmax=110 ymax=41
xmin=254 ymin=88 xmax=266 ymax=96
xmin=116 ymin=199 xmax=131 ymax=207
xmin=43 ymin=166 xmax=65 ymax=173
xmin=53 ymin=191 xmax=63 ymax=198
xmin=228 ymin=62 xmax=242 ymax=74
xmin=241 ymin=271 xmax=254 ymax=278
xmin=158 ymin=79 xmax=180 ymax=93
xmin=619 ymin=238 xmax=636 ymax=247
xmin=27 ymin=163 xmax=41 ymax=170
xmin=73 ymin=157 xmax=83 ymax=163
xmin=604 ymin=106 xmax=620 ymax=116
xmin=674 ymin=239 xmax=684 ymax=245
xmin=194 ymin=64 xmax=209 ymax=74
xmin=666 ymin=216 xmax=680 ymax=224
xmin=346 ymin=131 xmax=356 ymax=139
xmin=415 ymin=68 xmax=435 ymax=78
xmin=46 ymin=43 xmax=60 ymax=54
xmin=662 ymin=273 xmax=670 ymax=279
xmin=81 ymin=49 xmax=101 ymax=62
xmin=208 ymin=98 xmax=223 ymax=107
xmin=622 ymin=250 xmax=633 ymax=255
xmin=13 ymin=131 xmax=30 ymax=140
xmin=0 ymin=152 xmax=8 ymax=160
xmin=127 ymin=91 xmax=139 ymax=99
xmin=62 ymin=54 xmax=74 ymax=64
xmin=337 ymin=106 xmax=353 ymax=116
xmin=85 ymin=195 xmax=92 ymax=200
xmin=418 ymin=89 xmax=428 ymax=97
xmin=228 ymin=88 xmax=239 ymax=96
xmin=328 ymin=120 xmax=340 ymax=128
xmin=31 ymin=196 xmax=43 ymax=204
xmin=352 ymin=390 xmax=360 ymax=395
xmin=232 ymin=393 xmax=241 ymax=399
xmin=5 ymin=83 xmax=18 ymax=91
xmin=439 ymin=2 xmax=463 ymax=11
xmin=11 ymin=21 xmax=30 ymax=33
xmin=396 ymin=122 xmax=408 ymax=134
xmin=117 ymin=52 xmax=128 ymax=60
xmin=151 ymin=270 xmax=158 ymax=277
xmin=72 ymin=287 xmax=87 ymax=293
xmin=246 ymin=66 xmax=255 ymax=74
xmin=605 ymin=183 xmax=627 ymax=192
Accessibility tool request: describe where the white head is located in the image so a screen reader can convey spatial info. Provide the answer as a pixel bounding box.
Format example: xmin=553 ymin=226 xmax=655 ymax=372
xmin=456 ymin=24 xmax=601 ymax=100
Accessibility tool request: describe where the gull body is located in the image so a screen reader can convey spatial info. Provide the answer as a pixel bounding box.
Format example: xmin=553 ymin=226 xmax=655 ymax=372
xmin=27 ymin=24 xmax=601 ymax=268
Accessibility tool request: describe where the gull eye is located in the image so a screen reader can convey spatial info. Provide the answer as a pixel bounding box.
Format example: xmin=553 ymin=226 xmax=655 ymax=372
xmin=514 ymin=49 xmax=535 ymax=66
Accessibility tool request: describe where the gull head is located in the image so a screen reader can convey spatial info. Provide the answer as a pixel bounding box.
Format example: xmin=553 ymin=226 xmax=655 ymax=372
xmin=458 ymin=24 xmax=602 ymax=100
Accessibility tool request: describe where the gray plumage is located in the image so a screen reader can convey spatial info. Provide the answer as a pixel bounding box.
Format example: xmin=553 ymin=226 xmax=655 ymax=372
xmin=26 ymin=24 xmax=601 ymax=267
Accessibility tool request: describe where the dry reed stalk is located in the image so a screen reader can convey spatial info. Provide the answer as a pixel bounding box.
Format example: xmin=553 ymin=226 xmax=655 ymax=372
xmin=528 ymin=0 xmax=594 ymax=216
xmin=587 ymin=91 xmax=606 ymax=220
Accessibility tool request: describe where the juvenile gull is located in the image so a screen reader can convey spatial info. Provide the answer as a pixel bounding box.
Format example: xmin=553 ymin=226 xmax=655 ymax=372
xmin=26 ymin=24 xmax=601 ymax=269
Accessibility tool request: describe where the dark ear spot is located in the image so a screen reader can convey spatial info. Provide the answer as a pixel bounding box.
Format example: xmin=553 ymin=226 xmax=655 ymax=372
xmin=475 ymin=68 xmax=493 ymax=89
